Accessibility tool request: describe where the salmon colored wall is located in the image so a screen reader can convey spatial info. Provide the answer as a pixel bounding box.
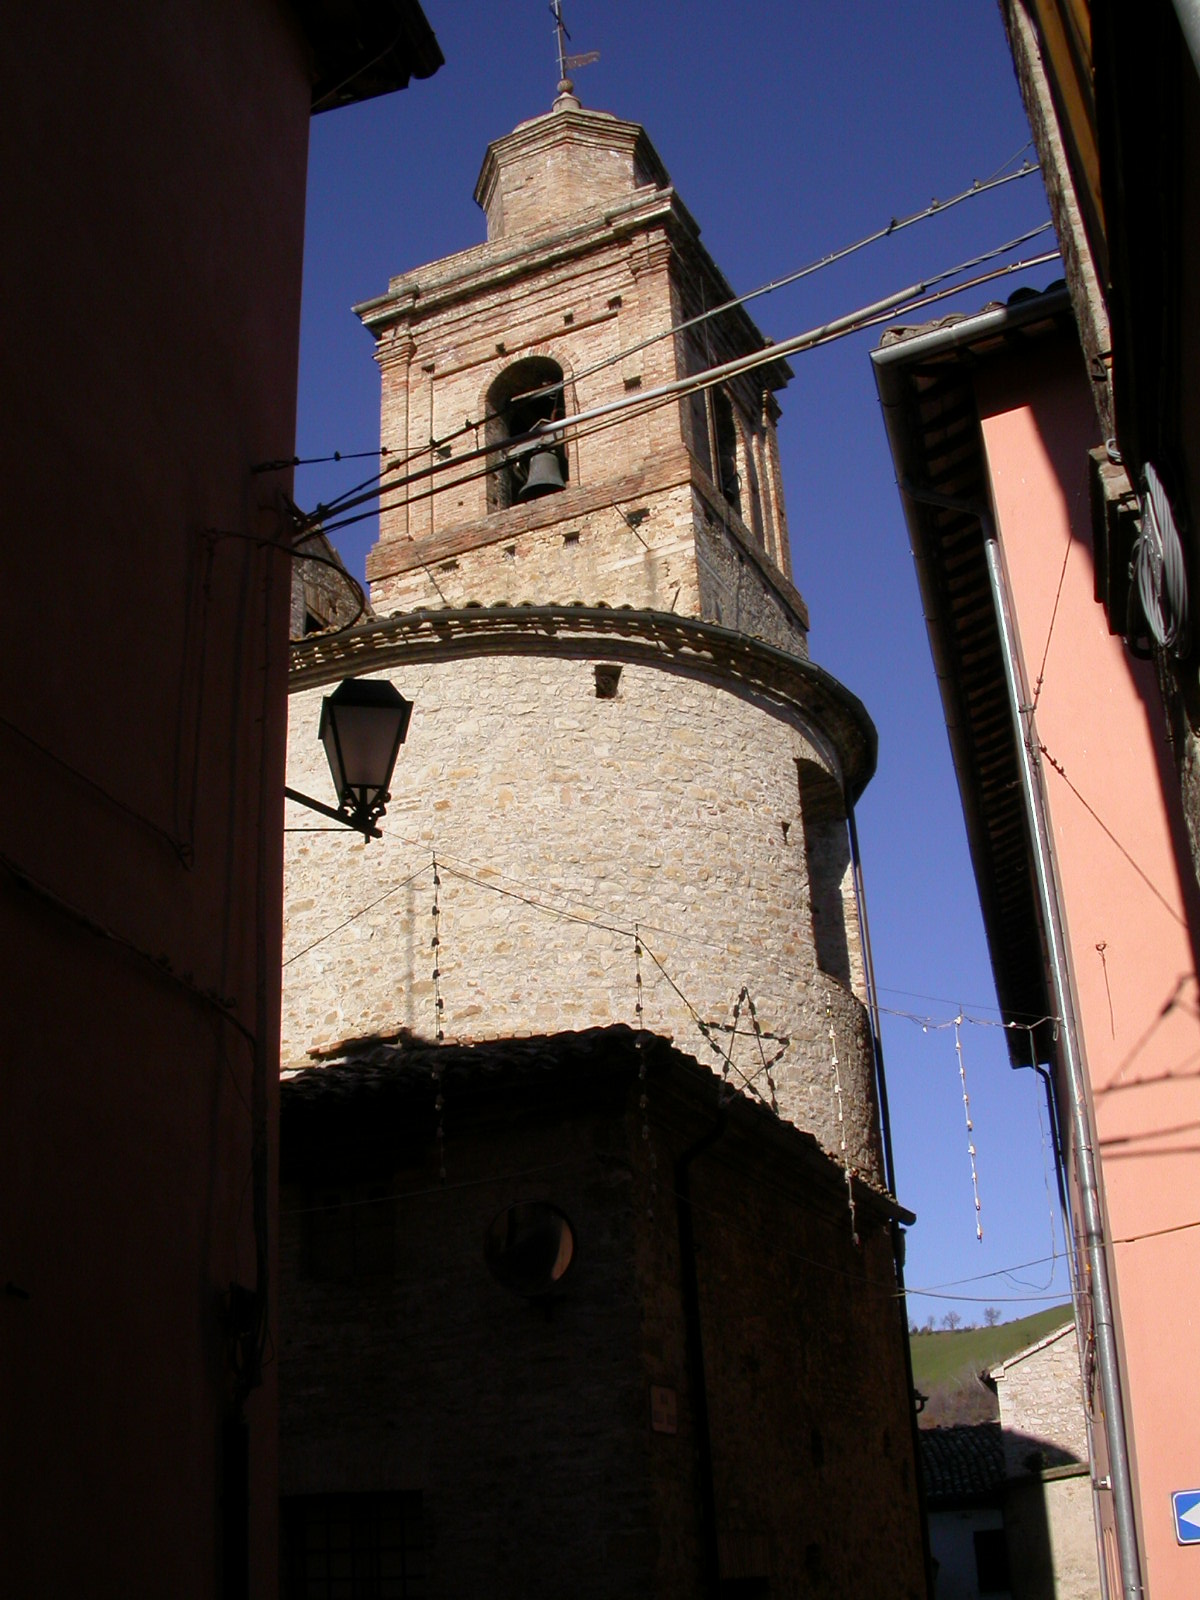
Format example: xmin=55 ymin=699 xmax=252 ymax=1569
xmin=0 ymin=3 xmax=311 ymax=1594
xmin=977 ymin=341 xmax=1200 ymax=1598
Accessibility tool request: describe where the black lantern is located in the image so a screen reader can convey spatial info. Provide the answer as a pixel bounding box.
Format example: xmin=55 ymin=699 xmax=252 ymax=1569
xmin=285 ymin=676 xmax=412 ymax=840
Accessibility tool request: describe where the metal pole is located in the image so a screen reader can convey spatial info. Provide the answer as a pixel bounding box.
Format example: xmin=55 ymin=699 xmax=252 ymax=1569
xmin=905 ymin=484 xmax=1143 ymax=1600
xmin=847 ymin=804 xmax=935 ymax=1599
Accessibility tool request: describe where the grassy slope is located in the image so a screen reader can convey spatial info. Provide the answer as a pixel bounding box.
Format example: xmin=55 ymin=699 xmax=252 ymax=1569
xmin=909 ymin=1305 xmax=1073 ymax=1391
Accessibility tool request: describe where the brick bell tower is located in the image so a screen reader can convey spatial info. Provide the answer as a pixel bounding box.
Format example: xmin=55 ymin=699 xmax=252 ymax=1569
xmin=357 ymin=84 xmax=806 ymax=652
xmin=279 ymin=85 xmax=927 ymax=1600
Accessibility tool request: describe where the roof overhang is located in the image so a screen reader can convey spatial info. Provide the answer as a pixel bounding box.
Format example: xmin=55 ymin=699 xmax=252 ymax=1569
xmin=290 ymin=0 xmax=443 ymax=113
xmin=871 ymin=287 xmax=1079 ymax=1063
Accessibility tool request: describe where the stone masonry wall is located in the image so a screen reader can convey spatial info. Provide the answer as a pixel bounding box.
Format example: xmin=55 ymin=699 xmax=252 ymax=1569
xmin=367 ymin=475 xmax=810 ymax=659
xmin=668 ymin=1127 xmax=923 ymax=1595
xmin=284 ymin=653 xmax=880 ymax=1181
xmin=994 ymin=1324 xmax=1089 ymax=1473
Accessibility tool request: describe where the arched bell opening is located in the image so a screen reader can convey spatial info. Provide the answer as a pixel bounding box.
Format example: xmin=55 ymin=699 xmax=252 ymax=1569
xmin=712 ymin=386 xmax=742 ymax=517
xmin=485 ymin=357 xmax=570 ymax=512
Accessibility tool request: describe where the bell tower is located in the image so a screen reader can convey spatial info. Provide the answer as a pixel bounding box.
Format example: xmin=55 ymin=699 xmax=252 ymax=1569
xmin=279 ymin=86 xmax=927 ymax=1600
xmin=356 ymin=94 xmax=808 ymax=655
xmin=285 ymin=90 xmax=882 ymax=1175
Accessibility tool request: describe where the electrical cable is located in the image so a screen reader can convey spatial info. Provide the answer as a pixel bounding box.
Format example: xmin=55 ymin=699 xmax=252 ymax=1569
xmin=291 ymin=159 xmax=1043 ymax=504
xmin=0 ymin=711 xmax=188 ymax=863
xmin=314 ymin=242 xmax=1060 ymax=540
xmin=1134 ymin=460 xmax=1190 ymax=656
xmin=282 ymin=866 xmax=428 ymax=967
xmin=1037 ymin=739 xmax=1188 ymax=928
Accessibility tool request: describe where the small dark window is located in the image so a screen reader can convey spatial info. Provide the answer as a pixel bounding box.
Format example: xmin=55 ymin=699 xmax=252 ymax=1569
xmin=282 ymin=1491 xmax=424 ymax=1600
xmin=974 ymin=1527 xmax=1010 ymax=1593
xmin=712 ymin=387 xmax=741 ymax=515
xmin=594 ymin=664 xmax=622 ymax=699
xmin=795 ymin=759 xmax=853 ymax=986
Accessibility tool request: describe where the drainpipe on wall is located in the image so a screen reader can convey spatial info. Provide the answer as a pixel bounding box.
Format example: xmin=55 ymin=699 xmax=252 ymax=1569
xmin=902 ymin=483 xmax=1144 ymax=1600
xmin=847 ymin=805 xmax=935 ymax=1600
xmin=1030 ymin=1057 xmax=1112 ymax=1600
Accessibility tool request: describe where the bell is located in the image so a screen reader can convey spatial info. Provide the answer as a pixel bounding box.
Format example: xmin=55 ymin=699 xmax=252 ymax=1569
xmin=516 ymin=446 xmax=566 ymax=500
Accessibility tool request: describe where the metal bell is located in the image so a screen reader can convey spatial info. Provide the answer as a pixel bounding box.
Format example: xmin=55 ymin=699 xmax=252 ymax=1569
xmin=516 ymin=445 xmax=566 ymax=500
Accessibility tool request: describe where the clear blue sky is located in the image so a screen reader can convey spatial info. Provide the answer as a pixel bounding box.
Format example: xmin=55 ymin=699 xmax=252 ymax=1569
xmin=296 ymin=0 xmax=1073 ymax=1326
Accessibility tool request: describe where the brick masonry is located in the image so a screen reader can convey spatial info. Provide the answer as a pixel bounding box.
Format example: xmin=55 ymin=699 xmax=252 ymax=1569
xmin=278 ymin=1034 xmax=925 ymax=1599
xmin=356 ymin=102 xmax=803 ymax=650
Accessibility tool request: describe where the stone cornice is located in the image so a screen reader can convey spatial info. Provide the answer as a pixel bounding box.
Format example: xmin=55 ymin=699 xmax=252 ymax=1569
xmin=354 ymin=186 xmax=792 ymax=394
xmin=289 ymin=604 xmax=876 ymax=799
xmin=356 ymin=186 xmax=678 ymax=335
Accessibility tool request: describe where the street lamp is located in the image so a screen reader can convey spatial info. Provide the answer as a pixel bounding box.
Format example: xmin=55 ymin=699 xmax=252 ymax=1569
xmin=285 ymin=677 xmax=412 ymax=840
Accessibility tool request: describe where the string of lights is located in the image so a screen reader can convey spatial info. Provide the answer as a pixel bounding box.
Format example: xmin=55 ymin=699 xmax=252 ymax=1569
xmin=955 ymin=1016 xmax=985 ymax=1242
xmin=826 ymin=998 xmax=860 ymax=1244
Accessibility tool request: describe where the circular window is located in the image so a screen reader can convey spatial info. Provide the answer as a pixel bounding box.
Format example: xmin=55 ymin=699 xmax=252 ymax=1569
xmin=484 ymin=1201 xmax=575 ymax=1297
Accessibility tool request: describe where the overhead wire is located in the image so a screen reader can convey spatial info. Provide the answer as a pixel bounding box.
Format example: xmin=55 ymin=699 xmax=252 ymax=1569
xmin=313 ymin=240 xmax=1060 ymax=540
xmin=286 ymin=159 xmax=1044 ymax=510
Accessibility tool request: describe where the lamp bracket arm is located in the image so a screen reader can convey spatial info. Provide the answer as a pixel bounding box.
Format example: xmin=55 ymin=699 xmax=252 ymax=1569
xmin=283 ymin=785 xmax=382 ymax=840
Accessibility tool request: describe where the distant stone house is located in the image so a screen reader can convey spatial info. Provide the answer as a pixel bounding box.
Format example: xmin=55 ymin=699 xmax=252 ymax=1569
xmin=990 ymin=1324 xmax=1099 ymax=1600
xmin=920 ymin=1423 xmax=1011 ymax=1599
xmin=919 ymin=1321 xmax=1098 ymax=1600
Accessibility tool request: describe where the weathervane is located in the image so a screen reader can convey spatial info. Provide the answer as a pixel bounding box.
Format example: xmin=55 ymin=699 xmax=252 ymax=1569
xmin=549 ymin=0 xmax=599 ymax=102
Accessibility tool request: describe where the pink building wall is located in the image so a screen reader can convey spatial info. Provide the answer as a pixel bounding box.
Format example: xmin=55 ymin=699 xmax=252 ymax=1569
xmin=977 ymin=343 xmax=1200 ymax=1596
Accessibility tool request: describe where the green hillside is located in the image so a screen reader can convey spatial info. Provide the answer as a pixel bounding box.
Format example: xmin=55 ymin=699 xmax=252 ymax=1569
xmin=909 ymin=1305 xmax=1072 ymax=1392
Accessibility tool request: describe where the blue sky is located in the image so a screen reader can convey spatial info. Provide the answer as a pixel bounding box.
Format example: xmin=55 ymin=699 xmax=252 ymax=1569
xmin=296 ymin=0 xmax=1073 ymax=1325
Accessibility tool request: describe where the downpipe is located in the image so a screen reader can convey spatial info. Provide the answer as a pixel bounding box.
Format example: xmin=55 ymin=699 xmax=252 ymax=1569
xmin=902 ymin=483 xmax=1143 ymax=1600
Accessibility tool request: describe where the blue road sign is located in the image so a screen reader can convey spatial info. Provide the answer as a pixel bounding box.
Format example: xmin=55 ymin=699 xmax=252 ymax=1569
xmin=1172 ymin=1490 xmax=1200 ymax=1544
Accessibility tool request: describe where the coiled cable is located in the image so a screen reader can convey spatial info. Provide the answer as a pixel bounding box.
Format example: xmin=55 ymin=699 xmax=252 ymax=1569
xmin=1135 ymin=460 xmax=1190 ymax=657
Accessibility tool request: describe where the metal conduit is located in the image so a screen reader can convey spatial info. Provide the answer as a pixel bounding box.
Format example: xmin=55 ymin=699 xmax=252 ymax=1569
xmin=902 ymin=484 xmax=1143 ymax=1600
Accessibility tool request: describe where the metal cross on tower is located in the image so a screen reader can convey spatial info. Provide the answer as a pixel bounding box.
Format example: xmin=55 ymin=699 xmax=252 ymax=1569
xmin=549 ymin=0 xmax=599 ymax=90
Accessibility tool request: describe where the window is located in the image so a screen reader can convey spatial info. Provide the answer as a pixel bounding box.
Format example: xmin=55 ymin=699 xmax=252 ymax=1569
xmin=973 ymin=1527 xmax=1010 ymax=1594
xmin=795 ymin=759 xmax=854 ymax=986
xmin=485 ymin=357 xmax=569 ymax=511
xmin=281 ymin=1492 xmax=424 ymax=1600
xmin=711 ymin=387 xmax=741 ymax=515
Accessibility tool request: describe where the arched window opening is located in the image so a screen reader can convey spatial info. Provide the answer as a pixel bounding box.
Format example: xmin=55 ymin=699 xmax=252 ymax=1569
xmin=795 ymin=759 xmax=857 ymax=988
xmin=712 ymin=387 xmax=741 ymax=516
xmin=485 ymin=358 xmax=569 ymax=512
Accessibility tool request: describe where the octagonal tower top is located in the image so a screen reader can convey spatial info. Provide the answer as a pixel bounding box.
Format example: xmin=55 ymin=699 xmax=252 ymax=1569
xmin=473 ymin=100 xmax=670 ymax=242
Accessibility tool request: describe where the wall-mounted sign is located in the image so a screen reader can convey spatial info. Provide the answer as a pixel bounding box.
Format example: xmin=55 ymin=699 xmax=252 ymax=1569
xmin=1172 ymin=1490 xmax=1200 ymax=1545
